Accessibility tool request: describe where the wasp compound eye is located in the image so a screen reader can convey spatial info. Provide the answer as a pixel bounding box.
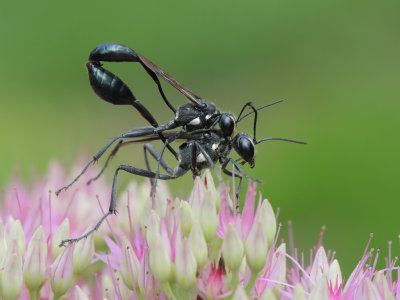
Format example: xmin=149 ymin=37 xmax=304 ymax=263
xmin=219 ymin=113 xmax=235 ymax=137
xmin=233 ymin=133 xmax=255 ymax=168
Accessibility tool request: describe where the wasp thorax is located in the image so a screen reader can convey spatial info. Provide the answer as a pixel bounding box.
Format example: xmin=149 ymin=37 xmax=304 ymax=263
xmin=233 ymin=133 xmax=255 ymax=168
xmin=219 ymin=113 xmax=235 ymax=137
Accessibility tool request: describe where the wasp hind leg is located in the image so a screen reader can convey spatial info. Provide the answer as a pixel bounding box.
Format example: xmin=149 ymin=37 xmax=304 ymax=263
xmin=59 ymin=164 xmax=185 ymax=247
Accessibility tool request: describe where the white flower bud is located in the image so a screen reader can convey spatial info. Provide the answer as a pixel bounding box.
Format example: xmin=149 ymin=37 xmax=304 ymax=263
xmin=120 ymin=237 xmax=140 ymax=290
xmin=1 ymin=239 xmax=23 ymax=300
xmin=180 ymin=201 xmax=194 ymax=237
xmin=270 ymin=243 xmax=286 ymax=286
xmin=175 ymin=237 xmax=197 ymax=289
xmin=73 ymin=230 xmax=94 ymax=275
xmin=203 ymin=170 xmax=219 ymax=211
xmin=146 ymin=210 xmax=160 ymax=248
xmin=256 ymin=199 xmax=276 ymax=247
xmin=327 ymin=259 xmax=342 ymax=290
xmin=24 ymin=226 xmax=47 ymax=292
xmin=309 ymin=277 xmax=329 ymax=300
xmin=245 ymin=221 xmax=268 ymax=273
xmin=74 ymin=285 xmax=89 ymax=300
xmin=0 ymin=222 xmax=8 ymax=263
xmin=8 ymin=219 xmax=25 ymax=258
xmin=310 ymin=247 xmax=329 ymax=283
xmin=355 ymin=278 xmax=381 ymax=299
xmin=232 ymin=285 xmax=249 ymax=300
xmin=149 ymin=235 xmax=172 ymax=283
xmin=199 ymin=192 xmax=218 ymax=242
xmin=292 ymin=284 xmax=307 ymax=300
xmin=51 ymin=245 xmax=75 ymax=297
xmin=222 ymin=224 xmax=244 ymax=272
xmin=260 ymin=288 xmax=277 ymax=300
xmin=188 ymin=221 xmax=208 ymax=270
xmin=52 ymin=218 xmax=70 ymax=260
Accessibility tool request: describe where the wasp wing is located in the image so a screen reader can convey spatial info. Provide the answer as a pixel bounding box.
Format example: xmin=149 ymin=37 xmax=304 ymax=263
xmin=120 ymin=130 xmax=193 ymax=144
xmin=137 ymin=53 xmax=202 ymax=106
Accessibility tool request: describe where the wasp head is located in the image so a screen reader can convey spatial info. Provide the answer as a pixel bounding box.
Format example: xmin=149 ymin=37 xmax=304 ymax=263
xmin=232 ymin=132 xmax=255 ymax=168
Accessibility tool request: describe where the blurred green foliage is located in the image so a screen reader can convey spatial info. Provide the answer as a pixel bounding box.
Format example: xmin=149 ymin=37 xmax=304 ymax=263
xmin=1 ymin=0 xmax=399 ymax=275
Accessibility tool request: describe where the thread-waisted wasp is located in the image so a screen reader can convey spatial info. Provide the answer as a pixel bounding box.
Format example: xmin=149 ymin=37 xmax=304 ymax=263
xmin=56 ymin=43 xmax=306 ymax=246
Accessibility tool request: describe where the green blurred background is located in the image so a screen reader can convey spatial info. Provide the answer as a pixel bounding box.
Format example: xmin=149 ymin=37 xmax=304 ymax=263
xmin=1 ymin=0 xmax=399 ymax=276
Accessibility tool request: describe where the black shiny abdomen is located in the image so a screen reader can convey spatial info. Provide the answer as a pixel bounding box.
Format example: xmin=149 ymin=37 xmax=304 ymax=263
xmin=86 ymin=62 xmax=135 ymax=105
xmin=89 ymin=43 xmax=139 ymax=62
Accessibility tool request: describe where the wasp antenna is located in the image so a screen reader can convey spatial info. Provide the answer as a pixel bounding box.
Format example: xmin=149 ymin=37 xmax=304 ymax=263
xmin=255 ymin=137 xmax=307 ymax=145
xmin=237 ymin=100 xmax=284 ymax=123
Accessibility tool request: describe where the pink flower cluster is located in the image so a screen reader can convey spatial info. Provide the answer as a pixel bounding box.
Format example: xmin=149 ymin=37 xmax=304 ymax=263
xmin=0 ymin=160 xmax=398 ymax=299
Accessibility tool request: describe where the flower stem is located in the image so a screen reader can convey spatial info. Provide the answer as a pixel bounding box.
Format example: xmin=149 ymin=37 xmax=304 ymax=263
xmin=228 ymin=269 xmax=240 ymax=290
xmin=28 ymin=289 xmax=39 ymax=300
xmin=136 ymin=289 xmax=145 ymax=300
xmin=161 ymin=283 xmax=177 ymax=299
xmin=245 ymin=271 xmax=260 ymax=295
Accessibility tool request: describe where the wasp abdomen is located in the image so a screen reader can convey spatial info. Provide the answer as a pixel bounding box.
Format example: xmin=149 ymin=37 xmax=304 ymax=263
xmin=86 ymin=62 xmax=135 ymax=105
xmin=89 ymin=43 xmax=139 ymax=62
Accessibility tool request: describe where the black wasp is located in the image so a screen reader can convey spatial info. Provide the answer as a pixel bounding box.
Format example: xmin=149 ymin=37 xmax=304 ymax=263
xmin=56 ymin=43 xmax=306 ymax=246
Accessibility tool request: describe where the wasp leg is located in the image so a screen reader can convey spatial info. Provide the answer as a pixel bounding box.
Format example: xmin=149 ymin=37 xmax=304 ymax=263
xmin=110 ymin=165 xmax=184 ymax=215
xmin=60 ymin=164 xmax=186 ymax=247
xmin=56 ymin=127 xmax=156 ymax=196
xmin=221 ymin=166 xmax=243 ymax=203
xmin=59 ymin=211 xmax=112 ymax=247
xmin=140 ymin=62 xmax=176 ymax=114
xmin=152 ymin=131 xmax=185 ymax=192
xmin=146 ymin=143 xmax=175 ymax=175
xmin=221 ymin=158 xmax=262 ymax=201
xmin=144 ymin=143 xmax=175 ymax=189
xmin=86 ymin=123 xmax=182 ymax=186
xmin=222 ymin=158 xmax=262 ymax=183
xmin=86 ymin=140 xmax=123 ymax=185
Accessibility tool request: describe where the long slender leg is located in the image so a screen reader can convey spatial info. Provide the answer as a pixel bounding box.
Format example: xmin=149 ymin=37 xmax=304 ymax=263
xmin=152 ymin=131 xmax=185 ymax=192
xmin=144 ymin=143 xmax=175 ymax=188
xmin=60 ymin=164 xmax=184 ymax=247
xmin=150 ymin=131 xmax=222 ymax=190
xmin=56 ymin=126 xmax=157 ymax=195
xmin=86 ymin=135 xmax=180 ymax=186
xmin=221 ymin=158 xmax=262 ymax=200
xmin=87 ymin=140 xmax=123 ymax=185
xmin=59 ymin=211 xmax=112 ymax=247
xmin=144 ymin=144 xmax=174 ymax=175
xmin=222 ymin=158 xmax=262 ymax=183
xmin=110 ymin=165 xmax=178 ymax=216
xmin=143 ymin=143 xmax=154 ymax=187
xmin=86 ymin=122 xmax=183 ymax=185
xmin=221 ymin=164 xmax=243 ymax=202
xmin=139 ymin=62 xmax=177 ymax=114
xmin=131 ymin=103 xmax=178 ymax=159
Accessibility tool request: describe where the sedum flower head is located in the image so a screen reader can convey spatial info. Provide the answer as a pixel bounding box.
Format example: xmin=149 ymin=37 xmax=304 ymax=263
xmin=0 ymin=161 xmax=399 ymax=299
